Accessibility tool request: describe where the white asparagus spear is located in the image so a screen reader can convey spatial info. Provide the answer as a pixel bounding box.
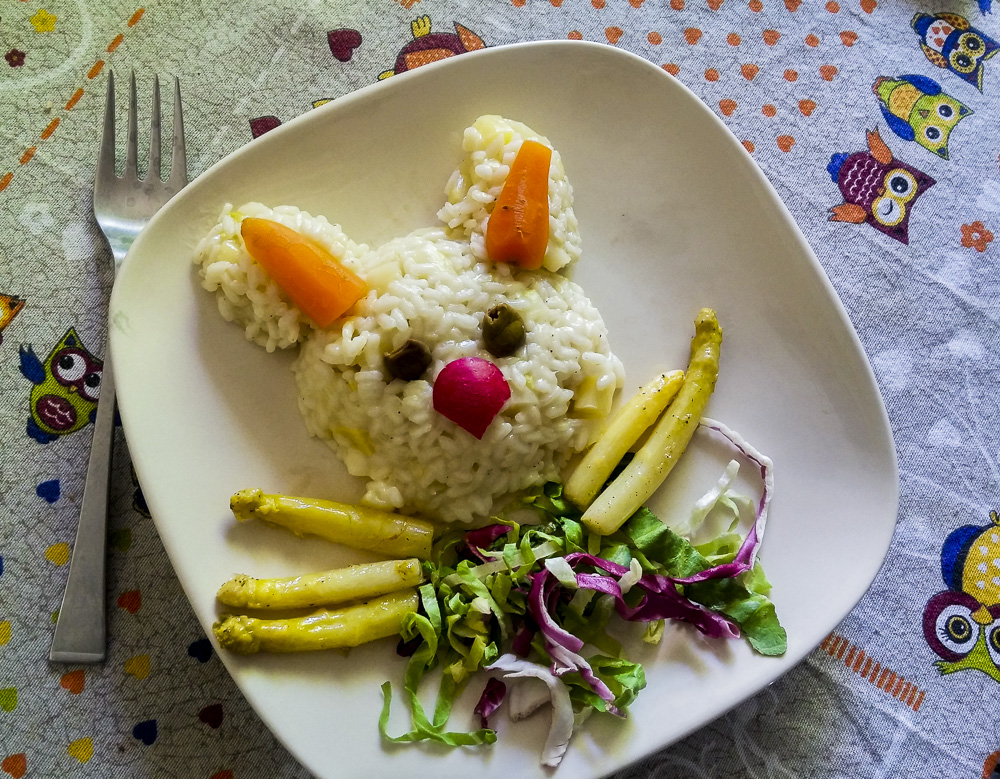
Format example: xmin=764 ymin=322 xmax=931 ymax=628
xmin=582 ymin=309 xmax=722 ymax=536
xmin=216 ymin=558 xmax=424 ymax=610
xmin=213 ymin=589 xmax=419 ymax=654
xmin=230 ymin=489 xmax=435 ymax=559
xmin=565 ymin=370 xmax=684 ymax=510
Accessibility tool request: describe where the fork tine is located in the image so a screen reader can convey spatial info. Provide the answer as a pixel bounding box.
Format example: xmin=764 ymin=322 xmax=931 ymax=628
xmin=123 ymin=71 xmax=139 ymax=178
xmin=95 ymin=71 xmax=117 ymax=188
xmin=147 ymin=75 xmax=162 ymax=182
xmin=169 ymin=77 xmax=188 ymax=187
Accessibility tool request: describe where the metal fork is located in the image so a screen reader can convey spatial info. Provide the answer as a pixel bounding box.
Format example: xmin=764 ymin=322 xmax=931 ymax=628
xmin=49 ymin=72 xmax=187 ymax=664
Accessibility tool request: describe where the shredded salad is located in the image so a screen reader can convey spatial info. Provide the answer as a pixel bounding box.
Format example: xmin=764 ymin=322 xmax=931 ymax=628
xmin=378 ymin=418 xmax=785 ymax=767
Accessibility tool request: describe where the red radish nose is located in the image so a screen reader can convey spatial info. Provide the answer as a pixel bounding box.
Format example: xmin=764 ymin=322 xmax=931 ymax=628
xmin=432 ymin=357 xmax=511 ymax=439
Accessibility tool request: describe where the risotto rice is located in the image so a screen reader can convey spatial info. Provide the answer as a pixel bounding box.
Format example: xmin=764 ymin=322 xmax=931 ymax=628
xmin=193 ymin=117 xmax=622 ymax=524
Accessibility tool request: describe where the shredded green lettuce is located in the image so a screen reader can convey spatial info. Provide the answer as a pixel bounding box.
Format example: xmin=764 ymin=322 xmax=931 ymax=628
xmin=562 ymin=655 xmax=646 ymax=713
xmin=614 ymin=508 xmax=786 ymax=656
xmin=381 ymin=469 xmax=786 ymax=754
xmin=379 ymin=586 xmax=497 ymax=746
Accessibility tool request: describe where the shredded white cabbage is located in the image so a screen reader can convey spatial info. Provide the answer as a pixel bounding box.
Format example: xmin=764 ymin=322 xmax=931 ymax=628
xmin=544 ymin=557 xmax=578 ymax=589
xmin=486 ymin=654 xmax=576 ymax=768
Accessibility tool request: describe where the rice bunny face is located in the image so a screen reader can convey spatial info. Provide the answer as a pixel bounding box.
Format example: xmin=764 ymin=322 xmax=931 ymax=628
xmin=194 ymin=116 xmax=623 ymax=524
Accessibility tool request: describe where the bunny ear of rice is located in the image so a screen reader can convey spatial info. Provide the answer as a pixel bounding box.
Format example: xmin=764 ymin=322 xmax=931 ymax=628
xmin=437 ymin=114 xmax=581 ymax=273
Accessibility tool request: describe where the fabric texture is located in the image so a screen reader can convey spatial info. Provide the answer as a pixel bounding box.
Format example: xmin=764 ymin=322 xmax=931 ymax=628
xmin=1 ymin=0 xmax=998 ymax=776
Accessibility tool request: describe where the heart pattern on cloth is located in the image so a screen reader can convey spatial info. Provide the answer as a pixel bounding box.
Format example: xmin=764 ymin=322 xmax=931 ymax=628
xmin=860 ymin=0 xmax=876 ymax=12
xmin=1 ymin=754 xmax=26 ymax=779
xmin=820 ymin=65 xmax=838 ymax=81
xmin=785 ymin=0 xmax=802 ymax=10
xmin=777 ymin=135 xmax=796 ymax=151
xmin=763 ymin=29 xmax=781 ymax=45
xmin=741 ymin=63 xmax=759 ymax=80
xmin=0 ymin=622 xmax=10 ymax=646
xmin=36 ymin=480 xmax=60 ymax=503
xmin=719 ymin=99 xmax=737 ymax=116
xmin=0 ymin=689 xmax=16 ymax=712
xmin=327 ymin=29 xmax=361 ymax=62
xmin=132 ymin=720 xmax=158 ymax=746
xmin=684 ymin=27 xmax=702 ymax=44
xmin=799 ymin=99 xmax=817 ymax=116
xmin=209 ymin=772 xmax=234 ymax=779
xmin=117 ymin=590 xmax=141 ymax=614
xmin=188 ymin=638 xmax=213 ymax=663
xmin=109 ymin=528 xmax=132 ymax=552
xmin=60 ymin=670 xmax=84 ymax=694
xmin=199 ymin=703 xmax=224 ymax=729
xmin=44 ymin=543 xmax=69 ymax=566
xmin=840 ymin=31 xmax=858 ymax=46
xmin=125 ymin=655 xmax=150 ymax=680
xmin=66 ymin=738 xmax=92 ymax=764
xmin=249 ymin=116 xmax=281 ymax=139
xmin=605 ymin=26 xmax=623 ymax=44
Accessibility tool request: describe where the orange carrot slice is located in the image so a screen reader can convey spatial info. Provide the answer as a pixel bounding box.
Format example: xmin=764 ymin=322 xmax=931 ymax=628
xmin=240 ymin=217 xmax=368 ymax=328
xmin=485 ymin=139 xmax=552 ymax=270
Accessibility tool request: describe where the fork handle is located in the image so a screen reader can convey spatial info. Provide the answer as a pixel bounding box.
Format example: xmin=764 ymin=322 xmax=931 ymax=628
xmin=49 ymin=354 xmax=116 ymax=664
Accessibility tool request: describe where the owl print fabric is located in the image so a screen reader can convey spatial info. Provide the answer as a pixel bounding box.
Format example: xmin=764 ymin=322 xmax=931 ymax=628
xmin=819 ymin=11 xmax=997 ymax=254
xmin=19 ymin=329 xmax=103 ymax=443
xmin=912 ymin=12 xmax=999 ymax=91
xmin=1 ymin=1 xmax=999 ymax=778
xmin=827 ymin=129 xmax=936 ymax=244
xmin=872 ymin=74 xmax=972 ymax=159
xmin=923 ymin=512 xmax=1000 ymax=683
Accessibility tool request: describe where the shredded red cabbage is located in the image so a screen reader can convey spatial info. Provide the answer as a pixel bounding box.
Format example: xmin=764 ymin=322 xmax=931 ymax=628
xmin=473 ymin=677 xmax=507 ymax=728
xmin=511 ymin=619 xmax=535 ymax=658
xmin=461 ymin=524 xmax=512 ymax=563
xmin=527 ymin=571 xmax=622 ymax=715
xmin=566 ymin=553 xmax=740 ymax=639
xmin=668 ymin=418 xmax=774 ymax=585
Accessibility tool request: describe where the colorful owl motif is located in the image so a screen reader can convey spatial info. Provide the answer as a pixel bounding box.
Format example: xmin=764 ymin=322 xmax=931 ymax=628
xmin=0 ymin=292 xmax=25 ymax=345
xmin=912 ymin=13 xmax=999 ymax=91
xmin=872 ymin=75 xmax=973 ymax=159
xmin=378 ymin=16 xmax=485 ymax=80
xmin=18 ymin=327 xmax=103 ymax=444
xmin=826 ymin=128 xmax=936 ymax=245
xmin=923 ymin=510 xmax=1000 ymax=683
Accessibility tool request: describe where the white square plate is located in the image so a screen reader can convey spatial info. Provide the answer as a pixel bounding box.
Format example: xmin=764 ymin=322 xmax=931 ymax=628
xmin=110 ymin=41 xmax=899 ymax=778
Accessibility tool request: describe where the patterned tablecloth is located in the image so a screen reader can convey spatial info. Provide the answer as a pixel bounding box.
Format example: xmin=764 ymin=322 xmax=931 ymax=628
xmin=2 ymin=0 xmax=999 ymax=777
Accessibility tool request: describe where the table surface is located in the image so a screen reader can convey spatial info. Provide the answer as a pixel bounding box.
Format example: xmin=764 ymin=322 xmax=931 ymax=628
xmin=1 ymin=1 xmax=999 ymax=777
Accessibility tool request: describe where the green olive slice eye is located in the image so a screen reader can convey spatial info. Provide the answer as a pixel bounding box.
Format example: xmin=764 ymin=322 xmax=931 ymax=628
xmin=384 ymin=339 xmax=432 ymax=381
xmin=481 ymin=302 xmax=526 ymax=358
